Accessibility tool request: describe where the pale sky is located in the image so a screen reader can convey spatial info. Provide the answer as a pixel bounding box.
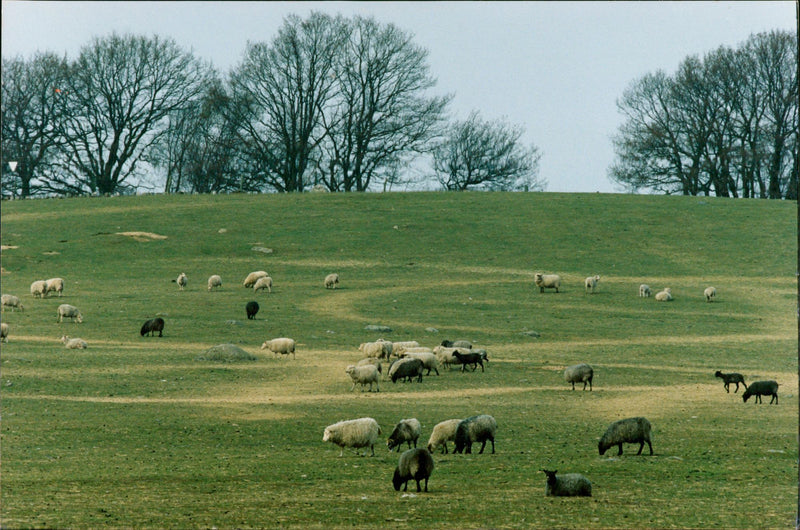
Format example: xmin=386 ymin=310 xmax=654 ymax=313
xmin=1 ymin=1 xmax=795 ymax=192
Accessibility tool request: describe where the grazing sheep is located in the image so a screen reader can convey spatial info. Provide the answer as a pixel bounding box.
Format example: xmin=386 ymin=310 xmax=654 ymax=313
xmin=207 ymin=274 xmax=222 ymax=291
xmin=655 ymin=287 xmax=673 ymax=301
xmin=454 ymin=415 xmax=497 ymax=454
xmin=56 ymin=304 xmax=83 ymax=323
xmin=452 ymin=350 xmax=485 ymax=372
xmin=389 ymin=341 xmax=419 ymax=357
xmin=534 ymin=273 xmax=561 ymax=293
xmin=173 ymin=272 xmax=187 ymax=291
xmin=61 ymin=335 xmax=87 ymax=349
xmin=359 ymin=339 xmax=392 ymax=360
xmin=426 ymin=419 xmax=462 ymax=454
xmin=387 ymin=418 xmax=421 ymax=452
xmin=598 ymin=417 xmax=653 ymax=456
xmin=742 ymin=380 xmax=779 ymax=404
xmin=440 ymin=339 xmax=472 ymax=349
xmin=322 ymin=417 xmax=381 ymax=457
xmin=1 ymin=322 xmax=8 ymax=342
xmin=253 ymin=276 xmax=273 ymax=293
xmin=639 ymin=284 xmax=652 ymax=297
xmin=704 ymin=286 xmax=716 ymax=302
xmin=345 ymin=364 xmax=380 ymax=392
xmin=541 ymin=469 xmax=592 ymax=497
xmin=30 ymin=280 xmax=48 ymax=298
xmin=714 ymin=371 xmax=747 ymax=393
xmin=564 ymin=363 xmax=594 ymax=391
xmin=389 ymin=357 xmax=424 ymax=383
xmin=245 ymin=301 xmax=259 ymax=320
xmin=401 ymin=351 xmax=440 ymax=376
xmin=584 ymin=275 xmax=600 ymax=294
xmin=433 ymin=345 xmax=469 ymax=370
xmin=261 ymin=337 xmax=296 ymax=359
xmin=45 ymin=277 xmax=64 ymax=297
xmin=140 ymin=317 xmax=165 ymax=337
xmin=393 ymin=448 xmax=434 ymax=492
xmin=356 ymin=357 xmax=382 ymax=375
xmin=324 ymin=273 xmax=339 ymax=289
xmin=1 ymin=294 xmax=24 ymax=312
xmin=243 ymin=271 xmax=268 ymax=288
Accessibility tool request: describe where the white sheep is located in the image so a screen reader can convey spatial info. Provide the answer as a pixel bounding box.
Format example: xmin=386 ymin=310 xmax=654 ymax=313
xmin=401 ymin=351 xmax=440 ymax=376
xmin=359 ymin=339 xmax=392 ymax=360
xmin=253 ymin=276 xmax=273 ymax=293
xmin=324 ymin=273 xmax=339 ymax=289
xmin=564 ymin=363 xmax=594 ymax=391
xmin=45 ymin=277 xmax=65 ymax=297
xmin=433 ymin=345 xmax=469 ymax=370
xmin=1 ymin=294 xmax=24 ymax=312
xmin=704 ymin=286 xmax=716 ymax=302
xmin=584 ymin=275 xmax=600 ymax=294
xmin=243 ymin=270 xmax=269 ymax=288
xmin=61 ymin=335 xmax=88 ymax=349
xmin=322 ymin=417 xmax=382 ymax=457
xmin=261 ymin=337 xmax=296 ymax=358
xmin=389 ymin=340 xmax=420 ymax=357
xmin=639 ymin=284 xmax=652 ymax=297
xmin=534 ymin=273 xmax=561 ymax=293
xmin=345 ymin=364 xmax=380 ymax=392
xmin=174 ymin=272 xmax=187 ymax=290
xmin=30 ymin=280 xmax=48 ymax=298
xmin=57 ymin=304 xmax=83 ymax=323
xmin=426 ymin=419 xmax=462 ymax=454
xmin=356 ymin=357 xmax=382 ymax=374
xmin=207 ymin=275 xmax=222 ymax=291
xmin=1 ymin=322 xmax=8 ymax=342
xmin=655 ymin=287 xmax=673 ymax=302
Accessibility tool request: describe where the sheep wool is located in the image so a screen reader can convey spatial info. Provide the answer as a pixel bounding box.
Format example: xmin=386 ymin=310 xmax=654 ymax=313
xmin=704 ymin=286 xmax=716 ymax=302
xmin=714 ymin=371 xmax=747 ymax=393
xmin=243 ymin=271 xmax=269 ymax=288
xmin=1 ymin=294 xmax=24 ymax=312
xmin=426 ymin=419 xmax=462 ymax=454
xmin=30 ymin=280 xmax=48 ymax=298
xmin=61 ymin=335 xmax=88 ymax=349
xmin=345 ymin=364 xmax=380 ymax=392
xmin=324 ymin=273 xmax=339 ymax=289
xmin=387 ymin=419 xmax=421 ymax=452
xmin=57 ymin=304 xmax=83 ymax=323
xmin=261 ymin=337 xmax=296 ymax=358
xmin=323 ymin=417 xmax=381 ymax=457
xmin=542 ymin=470 xmax=592 ymax=497
xmin=45 ymin=278 xmax=65 ymax=297
xmin=454 ymin=415 xmax=497 ymax=454
xmin=140 ymin=317 xmax=165 ymax=337
xmin=742 ymin=380 xmax=779 ymax=404
xmin=388 ymin=357 xmax=423 ymax=383
xmin=639 ymin=284 xmax=652 ymax=297
xmin=564 ymin=363 xmax=594 ymax=391
xmin=598 ymin=417 xmax=653 ymax=456
xmin=401 ymin=351 xmax=440 ymax=376
xmin=253 ymin=276 xmax=273 ymax=293
xmin=654 ymin=288 xmax=673 ymax=301
xmin=1 ymin=322 xmax=9 ymax=342
xmin=207 ymin=275 xmax=222 ymax=291
xmin=393 ymin=448 xmax=434 ymax=492
xmin=584 ymin=275 xmax=600 ymax=294
xmin=534 ymin=273 xmax=561 ymax=293
xmin=245 ymin=301 xmax=259 ymax=320
xmin=440 ymin=339 xmax=472 ymax=349
xmin=175 ymin=272 xmax=187 ymax=291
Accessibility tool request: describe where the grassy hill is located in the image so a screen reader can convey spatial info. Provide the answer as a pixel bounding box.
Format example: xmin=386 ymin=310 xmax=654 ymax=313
xmin=0 ymin=191 xmax=796 ymax=528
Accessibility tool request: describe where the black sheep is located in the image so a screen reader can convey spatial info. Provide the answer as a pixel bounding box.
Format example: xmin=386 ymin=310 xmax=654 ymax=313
xmin=714 ymin=371 xmax=747 ymax=393
xmin=245 ymin=301 xmax=259 ymax=320
xmin=140 ymin=317 xmax=165 ymax=337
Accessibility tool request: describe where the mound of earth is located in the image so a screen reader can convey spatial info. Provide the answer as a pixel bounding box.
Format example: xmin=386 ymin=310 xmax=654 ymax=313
xmin=195 ymin=343 xmax=257 ymax=362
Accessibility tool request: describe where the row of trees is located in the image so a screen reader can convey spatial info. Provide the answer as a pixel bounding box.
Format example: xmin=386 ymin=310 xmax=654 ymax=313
xmin=610 ymin=30 xmax=798 ymax=199
xmin=1 ymin=12 xmax=544 ymax=197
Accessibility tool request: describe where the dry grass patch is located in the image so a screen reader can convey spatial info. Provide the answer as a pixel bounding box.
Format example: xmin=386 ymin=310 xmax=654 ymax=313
xmin=115 ymin=231 xmax=168 ymax=241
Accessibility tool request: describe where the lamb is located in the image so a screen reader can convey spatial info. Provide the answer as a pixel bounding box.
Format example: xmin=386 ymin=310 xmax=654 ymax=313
xmin=541 ymin=469 xmax=592 ymax=497
xmin=245 ymin=301 xmax=259 ymax=320
xmin=454 ymin=415 xmax=497 ymax=454
xmin=654 ymin=287 xmax=673 ymax=301
xmin=387 ymin=418 xmax=421 ymax=452
xmin=638 ymin=284 xmax=651 ymax=297
xmin=388 ymin=357 xmax=424 ymax=383
xmin=140 ymin=317 xmax=165 ymax=337
xmin=714 ymin=371 xmax=747 ymax=393
xmin=261 ymin=337 xmax=296 ymax=359
xmin=704 ymin=286 xmax=716 ymax=302
xmin=742 ymin=380 xmax=779 ymax=404
xmin=322 ymin=417 xmax=381 ymax=457
xmin=440 ymin=339 xmax=472 ymax=349
xmin=30 ymin=280 xmax=48 ymax=298
xmin=56 ymin=304 xmax=83 ymax=323
xmin=173 ymin=272 xmax=187 ymax=291
xmin=452 ymin=350 xmax=485 ymax=372
xmin=598 ymin=417 xmax=653 ymax=456
xmin=401 ymin=351 xmax=440 ymax=375
xmin=345 ymin=364 xmax=380 ymax=392
xmin=433 ymin=345 xmax=468 ymax=369
xmin=359 ymin=340 xmax=392 ymax=360
xmin=207 ymin=274 xmax=222 ymax=291
xmin=61 ymin=335 xmax=88 ymax=349
xmin=392 ymin=448 xmax=434 ymax=492
xmin=45 ymin=277 xmax=65 ymax=297
xmin=426 ymin=419 xmax=462 ymax=454
xmin=534 ymin=272 xmax=561 ymax=293
xmin=253 ymin=276 xmax=273 ymax=293
xmin=243 ymin=270 xmax=268 ymax=288
xmin=564 ymin=363 xmax=594 ymax=391
xmin=1 ymin=294 xmax=24 ymax=312
xmin=584 ymin=275 xmax=600 ymax=294
xmin=324 ymin=273 xmax=339 ymax=289
xmin=1 ymin=322 xmax=8 ymax=343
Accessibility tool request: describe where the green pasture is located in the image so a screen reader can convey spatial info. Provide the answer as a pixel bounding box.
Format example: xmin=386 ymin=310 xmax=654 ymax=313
xmin=0 ymin=191 xmax=796 ymax=529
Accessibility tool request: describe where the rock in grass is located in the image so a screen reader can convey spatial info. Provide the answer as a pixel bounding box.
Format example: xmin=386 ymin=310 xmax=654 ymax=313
xmin=365 ymin=325 xmax=392 ymax=333
xmin=195 ymin=344 xmax=256 ymax=362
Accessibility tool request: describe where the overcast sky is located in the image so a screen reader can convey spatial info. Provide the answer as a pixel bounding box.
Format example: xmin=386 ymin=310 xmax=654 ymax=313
xmin=1 ymin=1 xmax=795 ymax=193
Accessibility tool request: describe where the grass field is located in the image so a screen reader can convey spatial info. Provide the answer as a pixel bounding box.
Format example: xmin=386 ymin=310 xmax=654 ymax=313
xmin=0 ymin=191 xmax=796 ymax=529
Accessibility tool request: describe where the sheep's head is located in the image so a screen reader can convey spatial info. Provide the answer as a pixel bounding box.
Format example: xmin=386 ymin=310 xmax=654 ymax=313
xmin=392 ymin=467 xmax=404 ymax=491
xmin=260 ymin=341 xmax=269 ymax=350
xmin=541 ymin=469 xmax=558 ymax=482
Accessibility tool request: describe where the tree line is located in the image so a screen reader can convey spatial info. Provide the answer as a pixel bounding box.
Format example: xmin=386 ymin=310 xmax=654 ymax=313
xmin=1 ymin=12 xmax=544 ymax=198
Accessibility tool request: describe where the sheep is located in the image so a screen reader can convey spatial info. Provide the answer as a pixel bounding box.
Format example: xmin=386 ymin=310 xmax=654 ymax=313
xmin=243 ymin=270 xmax=268 ymax=288
xmin=454 ymin=415 xmax=497 ymax=454
xmin=639 ymin=284 xmax=652 ymax=297
xmin=345 ymin=364 xmax=380 ymax=392
xmin=253 ymin=276 xmax=273 ymax=293
xmin=654 ymin=287 xmax=673 ymax=302
xmin=401 ymin=351 xmax=440 ymax=376
xmin=392 ymin=448 xmax=434 ymax=492
xmin=1 ymin=322 xmax=8 ymax=343
xmin=742 ymin=380 xmax=779 ymax=404
xmin=714 ymin=371 xmax=747 ymax=393
xmin=359 ymin=340 xmax=392 ymax=360
xmin=564 ymin=363 xmax=594 ymax=391
xmin=207 ymin=274 xmax=222 ymax=291
xmin=440 ymin=339 xmax=472 ymax=349
xmin=140 ymin=317 xmax=165 ymax=337
xmin=173 ymin=272 xmax=187 ymax=291
xmin=61 ymin=335 xmax=88 ymax=349
xmin=30 ymin=280 xmax=48 ymax=298
xmin=356 ymin=357 xmax=382 ymax=375
xmin=1 ymin=294 xmax=24 ymax=312
xmin=584 ymin=275 xmax=600 ymax=294
xmin=388 ymin=357 xmax=423 ymax=383
xmin=261 ymin=337 xmax=296 ymax=359
xmin=387 ymin=418 xmax=421 ymax=452
xmin=541 ymin=469 xmax=592 ymax=497
xmin=452 ymin=350 xmax=485 ymax=372
xmin=56 ymin=304 xmax=83 ymax=323
xmin=322 ymin=417 xmax=381 ymax=457
xmin=426 ymin=419 xmax=462 ymax=454
xmin=324 ymin=273 xmax=339 ymax=289
xmin=433 ymin=345 xmax=468 ymax=370
xmin=534 ymin=272 xmax=561 ymax=293
xmin=388 ymin=341 xmax=419 ymax=357
xmin=245 ymin=301 xmax=259 ymax=320
xmin=45 ymin=277 xmax=64 ymax=297
xmin=598 ymin=417 xmax=653 ymax=456
xmin=704 ymin=286 xmax=716 ymax=302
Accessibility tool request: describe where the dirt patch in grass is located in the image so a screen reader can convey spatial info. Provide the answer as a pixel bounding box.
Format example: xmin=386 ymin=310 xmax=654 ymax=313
xmin=115 ymin=231 xmax=168 ymax=241
xmin=1 ymin=245 xmax=19 ymax=250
